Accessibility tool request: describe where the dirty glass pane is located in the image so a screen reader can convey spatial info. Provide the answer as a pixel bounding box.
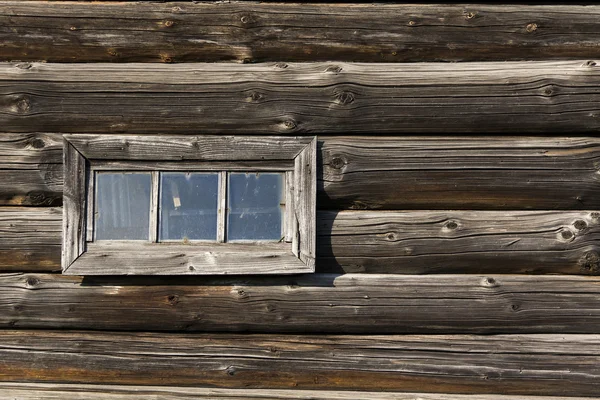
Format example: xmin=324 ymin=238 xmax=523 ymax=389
xmin=227 ymin=173 xmax=284 ymax=241
xmin=95 ymin=173 xmax=151 ymax=240
xmin=160 ymin=172 xmax=219 ymax=241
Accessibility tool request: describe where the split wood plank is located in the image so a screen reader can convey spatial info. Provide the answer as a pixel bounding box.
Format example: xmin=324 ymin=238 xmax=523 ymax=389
xmin=1 ymin=273 xmax=600 ymax=333
xmin=0 ymin=330 xmax=597 ymax=395
xmin=2 ymin=61 xmax=600 ymax=134
xmin=3 ymin=3 xmax=600 ymax=63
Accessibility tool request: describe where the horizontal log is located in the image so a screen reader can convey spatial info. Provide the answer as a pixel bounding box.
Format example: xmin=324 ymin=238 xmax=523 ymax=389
xmin=3 ymin=208 xmax=599 ymax=274
xmin=3 ymin=3 xmax=600 ymax=63
xmin=0 ymin=207 xmax=61 ymax=271
xmin=4 ymin=134 xmax=600 ymax=210
xmin=0 ymin=384 xmax=590 ymax=400
xmin=0 ymin=331 xmax=597 ymax=396
xmin=2 ymin=273 xmax=600 ymax=333
xmin=2 ymin=61 xmax=600 ymax=134
xmin=320 ymin=136 xmax=600 ymax=210
xmin=320 ymin=210 xmax=600 ymax=275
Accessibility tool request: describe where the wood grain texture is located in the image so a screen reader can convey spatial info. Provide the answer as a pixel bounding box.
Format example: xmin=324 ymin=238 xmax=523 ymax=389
xmin=0 ymin=330 xmax=597 ymax=396
xmin=5 ymin=135 xmax=600 ymax=210
xmin=0 ymin=384 xmax=592 ymax=400
xmin=67 ymin=242 xmax=312 ymax=275
xmin=62 ymin=141 xmax=86 ymax=271
xmin=66 ymin=135 xmax=313 ymax=161
xmin=3 ymin=208 xmax=600 ymax=274
xmin=2 ymin=61 xmax=600 ymax=134
xmin=3 ymin=2 xmax=600 ymax=63
xmin=0 ymin=133 xmax=62 ymax=206
xmin=0 ymin=207 xmax=61 ymax=271
xmin=320 ymin=136 xmax=600 ymax=210
xmin=319 ymin=210 xmax=600 ymax=275
xmin=2 ymin=273 xmax=600 ymax=333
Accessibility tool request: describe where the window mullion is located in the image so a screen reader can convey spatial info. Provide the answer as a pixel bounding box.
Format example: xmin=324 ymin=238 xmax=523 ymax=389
xmin=149 ymin=171 xmax=160 ymax=243
xmin=217 ymin=171 xmax=227 ymax=243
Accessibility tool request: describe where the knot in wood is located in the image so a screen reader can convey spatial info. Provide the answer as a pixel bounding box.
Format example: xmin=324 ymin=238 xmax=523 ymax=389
xmin=464 ymin=11 xmax=477 ymax=20
xmin=25 ymin=277 xmax=40 ymax=288
xmin=226 ymin=366 xmax=237 ymax=376
xmin=15 ymin=63 xmax=32 ymax=70
xmin=579 ymin=251 xmax=600 ymax=275
xmin=561 ymin=229 xmax=574 ymax=241
xmin=325 ymin=65 xmax=342 ymax=74
xmin=335 ymin=91 xmax=355 ymax=106
xmin=166 ymin=294 xmax=180 ymax=306
xmin=408 ymin=20 xmax=416 ymax=26
xmin=107 ymin=48 xmax=118 ymax=57
xmin=526 ymin=23 xmax=538 ymax=33
xmin=28 ymin=138 xmax=46 ymax=149
xmin=591 ymin=212 xmax=600 ymax=220
xmin=164 ymin=20 xmax=174 ymax=27
xmin=574 ymin=220 xmax=588 ymax=231
xmin=274 ymin=62 xmax=288 ymax=69
xmin=282 ymin=119 xmax=297 ymax=130
xmin=247 ymin=91 xmax=264 ymax=102
xmin=70 ymin=26 xmax=78 ymax=31
xmin=160 ymin=54 xmax=173 ymax=63
xmin=543 ymin=86 xmax=554 ymax=96
xmin=240 ymin=14 xmax=255 ymax=25
xmin=510 ymin=304 xmax=520 ymax=312
xmin=444 ymin=221 xmax=458 ymax=230
xmin=482 ymin=277 xmax=499 ymax=288
xmin=14 ymin=95 xmax=31 ymax=114
xmin=386 ymin=232 xmax=398 ymax=241
xmin=329 ymin=156 xmax=346 ymax=169
xmin=584 ymin=60 xmax=597 ymax=67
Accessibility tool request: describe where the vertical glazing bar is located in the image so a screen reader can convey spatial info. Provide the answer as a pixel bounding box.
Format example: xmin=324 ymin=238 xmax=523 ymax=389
xmin=149 ymin=171 xmax=160 ymax=243
xmin=86 ymin=169 xmax=95 ymax=242
xmin=217 ymin=171 xmax=227 ymax=243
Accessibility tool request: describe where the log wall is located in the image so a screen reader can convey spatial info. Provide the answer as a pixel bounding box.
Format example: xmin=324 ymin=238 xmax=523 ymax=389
xmin=0 ymin=1 xmax=598 ymax=398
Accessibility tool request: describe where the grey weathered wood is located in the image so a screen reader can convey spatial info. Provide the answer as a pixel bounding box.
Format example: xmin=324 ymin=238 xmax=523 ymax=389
xmin=90 ymin=160 xmax=295 ymax=172
xmin=0 ymin=330 xmax=597 ymax=396
xmin=0 ymin=207 xmax=61 ymax=271
xmin=5 ymin=135 xmax=600 ymax=210
xmin=320 ymin=136 xmax=600 ymax=210
xmin=2 ymin=273 xmax=600 ymax=333
xmin=4 ymin=2 xmax=600 ymax=63
xmin=61 ymin=141 xmax=86 ymax=271
xmin=295 ymin=137 xmax=317 ymax=268
xmin=66 ymin=242 xmax=311 ymax=276
xmin=319 ymin=210 xmax=600 ymax=275
xmin=3 ymin=61 xmax=600 ymax=134
xmin=4 ymin=208 xmax=600 ymax=274
xmin=66 ymin=135 xmax=314 ymax=161
xmin=0 ymin=384 xmax=591 ymax=400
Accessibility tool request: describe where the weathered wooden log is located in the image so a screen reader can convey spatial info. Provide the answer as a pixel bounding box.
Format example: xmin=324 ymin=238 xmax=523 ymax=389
xmin=1 ymin=273 xmax=600 ymax=333
xmin=0 ymin=208 xmax=61 ymax=270
xmin=3 ymin=134 xmax=600 ymax=210
xmin=319 ymin=210 xmax=600 ymax=274
xmin=0 ymin=384 xmax=591 ymax=400
xmin=2 ymin=208 xmax=599 ymax=274
xmin=320 ymin=136 xmax=600 ymax=210
xmin=3 ymin=3 xmax=600 ymax=63
xmin=2 ymin=61 xmax=600 ymax=134
xmin=0 ymin=330 xmax=597 ymax=395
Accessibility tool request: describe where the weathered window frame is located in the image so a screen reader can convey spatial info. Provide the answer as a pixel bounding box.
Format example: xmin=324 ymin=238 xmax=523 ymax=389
xmin=62 ymin=135 xmax=316 ymax=275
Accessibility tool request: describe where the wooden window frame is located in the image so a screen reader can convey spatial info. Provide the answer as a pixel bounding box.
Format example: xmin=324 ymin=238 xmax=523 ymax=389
xmin=62 ymin=135 xmax=317 ymax=275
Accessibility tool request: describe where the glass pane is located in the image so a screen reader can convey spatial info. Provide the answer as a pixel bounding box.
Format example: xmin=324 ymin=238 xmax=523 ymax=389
xmin=227 ymin=172 xmax=284 ymax=241
xmin=95 ymin=173 xmax=151 ymax=240
xmin=160 ymin=172 xmax=219 ymax=241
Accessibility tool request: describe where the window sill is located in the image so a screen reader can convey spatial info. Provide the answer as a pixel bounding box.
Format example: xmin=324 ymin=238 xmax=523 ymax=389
xmin=63 ymin=242 xmax=314 ymax=275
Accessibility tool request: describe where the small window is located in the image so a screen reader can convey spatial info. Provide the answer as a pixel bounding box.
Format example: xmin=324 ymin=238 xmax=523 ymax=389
xmin=62 ymin=135 xmax=316 ymax=275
